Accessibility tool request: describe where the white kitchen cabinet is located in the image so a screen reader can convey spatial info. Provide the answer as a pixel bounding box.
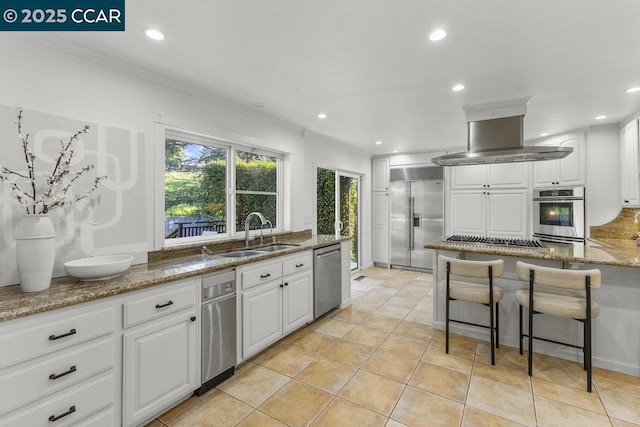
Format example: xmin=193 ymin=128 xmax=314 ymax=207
xmin=0 ymin=302 xmax=115 ymax=426
xmin=372 ymin=191 xmax=389 ymax=264
xmin=372 ymin=157 xmax=389 ymax=191
xmin=621 ymin=119 xmax=640 ymax=206
xmin=122 ymin=278 xmax=199 ymax=427
xmin=240 ymin=251 xmax=313 ymax=360
xmin=449 ymin=189 xmax=527 ymax=238
xmin=450 ymin=162 xmax=529 ymax=189
xmin=533 ymin=138 xmax=585 ymax=187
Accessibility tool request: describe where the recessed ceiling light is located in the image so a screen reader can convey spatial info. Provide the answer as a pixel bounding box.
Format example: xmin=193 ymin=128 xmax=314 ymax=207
xmin=595 ymin=115 xmax=607 ymax=120
xmin=392 ymin=150 xmax=399 ymax=153
xmin=452 ymin=84 xmax=465 ymax=92
xmin=626 ymin=87 xmax=640 ymax=93
xmin=145 ymin=28 xmax=165 ymax=41
xmin=317 ymin=113 xmax=327 ymax=119
xmin=429 ymin=29 xmax=447 ymax=41
xmin=375 ymin=141 xmax=382 ymax=145
xmin=539 ymin=133 xmax=549 ymax=137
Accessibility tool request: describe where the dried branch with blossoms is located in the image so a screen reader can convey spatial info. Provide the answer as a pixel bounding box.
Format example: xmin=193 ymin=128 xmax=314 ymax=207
xmin=0 ymin=108 xmax=106 ymax=214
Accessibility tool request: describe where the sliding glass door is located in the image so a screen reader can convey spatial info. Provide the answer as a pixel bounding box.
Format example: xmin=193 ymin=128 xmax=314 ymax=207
xmin=317 ymin=168 xmax=360 ymax=271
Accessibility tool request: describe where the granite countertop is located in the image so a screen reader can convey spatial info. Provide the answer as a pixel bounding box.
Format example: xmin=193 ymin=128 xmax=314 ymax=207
xmin=0 ymin=234 xmax=348 ymax=322
xmin=425 ymin=237 xmax=640 ymax=268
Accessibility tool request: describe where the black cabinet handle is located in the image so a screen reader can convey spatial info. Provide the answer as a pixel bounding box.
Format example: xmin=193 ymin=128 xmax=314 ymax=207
xmin=49 ymin=366 xmax=76 ymax=380
xmin=260 ymin=273 xmax=271 ymax=279
xmin=295 ymin=263 xmax=304 ymax=268
xmin=279 ymin=284 xmax=284 ymax=288
xmin=284 ymin=282 xmax=289 ymax=286
xmin=49 ymin=406 xmax=76 ymax=422
xmin=156 ymin=301 xmax=174 ymax=309
xmin=191 ymin=316 xmax=196 ymax=322
xmin=49 ymin=329 xmax=76 ymax=341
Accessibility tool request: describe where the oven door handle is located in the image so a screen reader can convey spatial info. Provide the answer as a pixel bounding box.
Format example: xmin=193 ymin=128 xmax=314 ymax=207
xmin=532 ymin=197 xmax=584 ymax=202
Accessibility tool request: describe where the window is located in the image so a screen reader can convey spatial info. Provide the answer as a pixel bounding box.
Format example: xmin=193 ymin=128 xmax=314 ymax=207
xmin=164 ymin=130 xmax=281 ymax=242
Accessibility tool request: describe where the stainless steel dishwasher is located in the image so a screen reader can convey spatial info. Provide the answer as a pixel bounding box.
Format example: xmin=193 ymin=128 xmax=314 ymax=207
xmin=313 ymin=244 xmax=342 ymax=318
xmin=197 ymin=268 xmax=236 ymax=395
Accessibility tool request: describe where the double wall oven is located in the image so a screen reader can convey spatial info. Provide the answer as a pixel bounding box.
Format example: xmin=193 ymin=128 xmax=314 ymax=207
xmin=533 ymin=186 xmax=585 ymax=243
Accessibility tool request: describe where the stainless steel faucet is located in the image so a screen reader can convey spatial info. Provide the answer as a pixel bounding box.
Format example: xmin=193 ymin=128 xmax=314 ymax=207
xmin=264 ymin=220 xmax=275 ymax=244
xmin=244 ymin=212 xmax=267 ymax=248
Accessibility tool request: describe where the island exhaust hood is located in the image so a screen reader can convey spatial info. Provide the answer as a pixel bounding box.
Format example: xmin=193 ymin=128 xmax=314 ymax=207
xmin=432 ymin=97 xmax=572 ymax=166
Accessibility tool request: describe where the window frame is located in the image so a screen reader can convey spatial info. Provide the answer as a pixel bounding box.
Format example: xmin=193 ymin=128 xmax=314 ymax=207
xmin=160 ymin=126 xmax=283 ymax=247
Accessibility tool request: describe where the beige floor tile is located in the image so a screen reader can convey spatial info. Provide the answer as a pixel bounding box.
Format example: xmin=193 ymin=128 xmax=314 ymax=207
xmin=169 ymin=392 xmax=253 ymax=427
xmin=476 ymin=341 xmax=528 ymax=368
xmin=409 ymin=361 xmax=469 ymax=402
xmin=338 ymin=370 xmax=405 ymax=416
xmin=158 ymin=394 xmax=203 ymax=424
xmin=323 ymin=340 xmax=376 ymax=366
xmin=383 ymin=296 xmax=419 ymax=310
xmin=367 ymin=287 xmax=400 ymax=298
xmin=593 ymin=366 xmax=640 ymax=394
xmin=385 ymin=420 xmax=408 ymax=427
xmin=259 ymin=380 xmax=333 ymax=426
xmin=611 ymin=418 xmax=640 ymax=427
xmin=330 ymin=308 xmax=371 ymax=324
xmin=289 ymin=330 xmax=338 ymax=355
xmin=530 ymin=352 xmax=588 ymax=390
xmin=351 ymin=300 xmax=383 ymax=313
xmin=432 ymin=330 xmax=479 ymax=353
xmin=472 ymin=357 xmax=531 ymax=391
xmin=295 ymin=356 xmax=358 ymax=394
xmin=412 ymin=301 xmax=432 ymax=312
xmin=403 ymin=309 xmax=432 ymax=326
xmin=374 ymin=305 xmax=411 ymax=320
xmin=466 ymin=376 xmax=535 ymax=426
xmin=258 ymin=345 xmax=318 ymax=376
xmin=379 ymin=333 xmax=428 ymax=359
xmin=461 ymin=406 xmax=523 ymax=426
xmin=236 ymin=410 xmax=286 ymax=427
xmin=311 ymin=397 xmax=388 ymax=427
xmin=532 ymin=377 xmax=606 ymax=414
xmin=535 ymin=395 xmax=611 ymax=427
xmin=218 ymin=365 xmax=289 ymax=408
xmin=393 ymin=320 xmax=435 ymax=341
xmin=598 ymin=386 xmax=640 ymax=424
xmin=361 ymin=349 xmax=419 ymax=383
xmin=359 ymin=295 xmax=392 ymax=307
xmin=395 ymin=271 xmax=420 ymax=281
xmin=422 ymin=342 xmax=474 ymax=374
xmin=314 ymin=318 xmax=357 ymax=338
xmin=394 ymin=289 xmax=429 ymax=301
xmin=360 ymin=314 xmax=402 ymax=332
xmin=390 ymin=385 xmax=463 ymax=426
xmin=145 ymin=420 xmax=165 ymax=427
xmin=378 ymin=281 xmax=408 ymax=290
xmin=343 ymin=325 xmax=390 ymax=347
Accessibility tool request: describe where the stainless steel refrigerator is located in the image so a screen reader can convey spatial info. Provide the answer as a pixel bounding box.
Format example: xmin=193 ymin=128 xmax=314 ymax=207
xmin=390 ymin=166 xmax=444 ymax=271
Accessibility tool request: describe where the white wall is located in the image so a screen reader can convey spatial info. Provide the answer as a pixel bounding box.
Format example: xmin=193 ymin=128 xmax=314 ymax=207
xmin=0 ymin=35 xmax=373 ymax=284
xmin=587 ymin=124 xmax=621 ymax=226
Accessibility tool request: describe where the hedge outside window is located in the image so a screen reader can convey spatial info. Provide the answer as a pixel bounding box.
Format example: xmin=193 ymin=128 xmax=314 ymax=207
xmin=164 ymin=132 xmax=280 ymax=241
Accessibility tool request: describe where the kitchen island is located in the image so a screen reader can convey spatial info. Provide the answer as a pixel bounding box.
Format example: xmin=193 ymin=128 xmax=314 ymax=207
xmin=425 ymin=238 xmax=640 ymax=376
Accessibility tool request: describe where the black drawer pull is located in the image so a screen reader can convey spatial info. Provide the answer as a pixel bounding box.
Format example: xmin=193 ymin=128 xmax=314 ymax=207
xmin=279 ymin=284 xmax=284 ymax=288
xmin=260 ymin=273 xmax=271 ymax=279
xmin=49 ymin=329 xmax=76 ymax=341
xmin=284 ymin=282 xmax=289 ymax=286
xmin=191 ymin=316 xmax=196 ymax=322
xmin=49 ymin=405 xmax=76 ymax=422
xmin=156 ymin=300 xmax=174 ymax=309
xmin=295 ymin=263 xmax=304 ymax=268
xmin=49 ymin=366 xmax=76 ymax=380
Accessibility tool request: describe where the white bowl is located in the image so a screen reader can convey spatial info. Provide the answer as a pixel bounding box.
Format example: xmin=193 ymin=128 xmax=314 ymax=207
xmin=64 ymin=255 xmax=133 ymax=281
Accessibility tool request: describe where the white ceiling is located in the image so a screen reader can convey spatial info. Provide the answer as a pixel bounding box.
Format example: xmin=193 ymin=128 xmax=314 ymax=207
xmin=33 ymin=0 xmax=640 ymax=155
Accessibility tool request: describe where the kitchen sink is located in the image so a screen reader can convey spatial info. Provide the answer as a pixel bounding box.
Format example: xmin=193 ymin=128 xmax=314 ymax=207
xmin=218 ymin=250 xmax=264 ymax=258
xmin=255 ymin=244 xmax=298 ymax=252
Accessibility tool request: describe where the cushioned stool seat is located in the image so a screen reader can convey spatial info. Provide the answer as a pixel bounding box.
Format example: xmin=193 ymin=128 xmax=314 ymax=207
xmin=439 ymin=255 xmax=504 ymax=365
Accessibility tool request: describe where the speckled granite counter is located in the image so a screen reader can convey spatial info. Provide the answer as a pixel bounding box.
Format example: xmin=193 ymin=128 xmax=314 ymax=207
xmin=0 ymin=234 xmax=348 ymax=322
xmin=425 ymin=238 xmax=640 ymax=268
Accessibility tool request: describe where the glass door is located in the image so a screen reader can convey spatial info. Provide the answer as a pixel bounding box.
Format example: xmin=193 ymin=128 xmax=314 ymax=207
xmin=316 ymin=168 xmax=360 ymax=271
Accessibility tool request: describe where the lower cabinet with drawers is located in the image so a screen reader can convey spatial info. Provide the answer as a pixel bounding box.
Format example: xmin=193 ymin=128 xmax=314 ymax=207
xmin=239 ymin=251 xmax=313 ymax=360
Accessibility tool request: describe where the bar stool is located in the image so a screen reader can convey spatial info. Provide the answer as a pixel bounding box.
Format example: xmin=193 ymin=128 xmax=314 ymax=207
xmin=438 ymin=255 xmax=504 ymax=365
xmin=515 ymin=261 xmax=601 ymax=392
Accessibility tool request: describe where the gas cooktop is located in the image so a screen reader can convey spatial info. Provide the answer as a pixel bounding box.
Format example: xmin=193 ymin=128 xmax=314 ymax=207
xmin=445 ymin=235 xmax=547 ymax=249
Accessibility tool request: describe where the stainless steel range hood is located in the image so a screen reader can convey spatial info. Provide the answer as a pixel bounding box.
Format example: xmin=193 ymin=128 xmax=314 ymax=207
xmin=432 ymin=97 xmax=572 ymax=166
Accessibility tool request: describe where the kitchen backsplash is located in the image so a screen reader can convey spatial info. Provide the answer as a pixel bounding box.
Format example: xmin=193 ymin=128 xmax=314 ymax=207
xmin=590 ymin=208 xmax=640 ymax=240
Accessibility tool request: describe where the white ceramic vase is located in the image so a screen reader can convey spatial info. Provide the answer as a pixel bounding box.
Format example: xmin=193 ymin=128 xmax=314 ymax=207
xmin=15 ymin=214 xmax=56 ymax=292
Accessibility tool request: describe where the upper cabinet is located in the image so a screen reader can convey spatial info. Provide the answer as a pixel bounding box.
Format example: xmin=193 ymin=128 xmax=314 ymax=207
xmin=450 ymin=163 xmax=529 ymax=189
xmin=533 ymin=138 xmax=585 ymax=187
xmin=621 ymin=119 xmax=640 ymax=206
xmin=372 ymin=157 xmax=389 ymax=192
